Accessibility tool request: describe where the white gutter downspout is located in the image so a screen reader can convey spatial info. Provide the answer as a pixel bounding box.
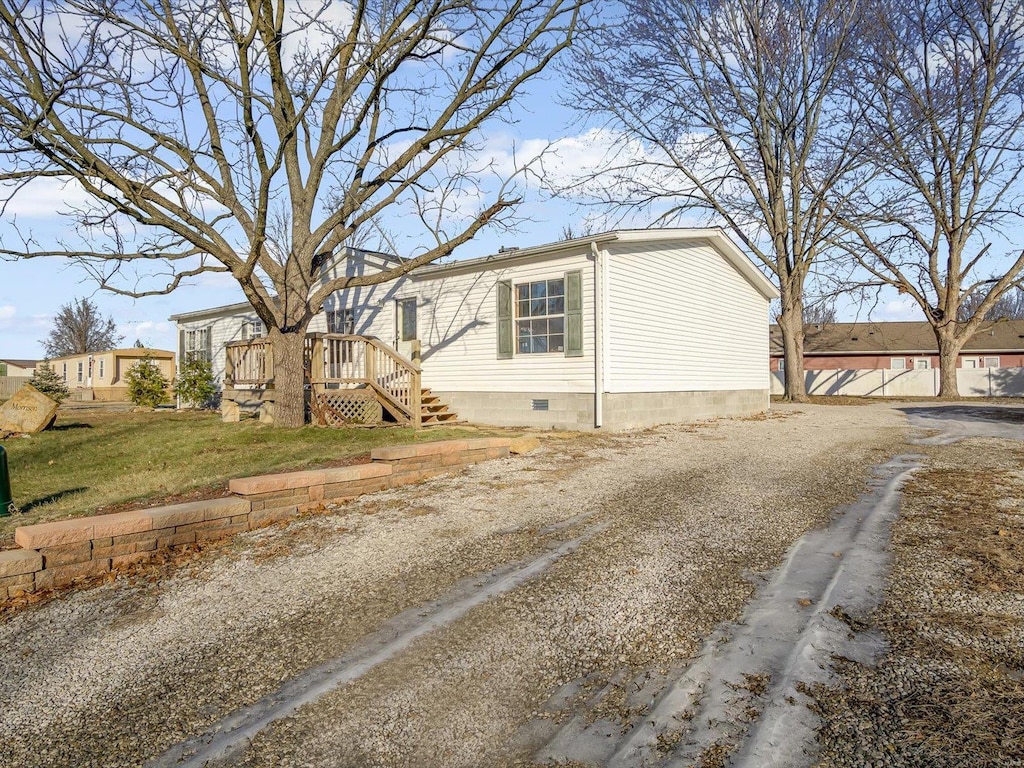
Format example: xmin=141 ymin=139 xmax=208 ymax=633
xmin=591 ymin=240 xmax=605 ymax=429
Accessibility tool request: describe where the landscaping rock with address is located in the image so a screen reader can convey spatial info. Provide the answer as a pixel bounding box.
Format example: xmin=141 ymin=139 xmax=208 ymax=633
xmin=0 ymin=384 xmax=59 ymax=434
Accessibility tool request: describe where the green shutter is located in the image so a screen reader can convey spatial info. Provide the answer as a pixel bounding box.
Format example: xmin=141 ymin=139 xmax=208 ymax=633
xmin=497 ymin=280 xmax=513 ymax=359
xmin=565 ymin=270 xmax=583 ymax=357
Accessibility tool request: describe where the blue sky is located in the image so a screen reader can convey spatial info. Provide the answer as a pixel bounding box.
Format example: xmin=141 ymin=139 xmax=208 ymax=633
xmin=0 ymin=73 xmax=613 ymax=359
xmin=0 ymin=61 xmax=924 ymax=361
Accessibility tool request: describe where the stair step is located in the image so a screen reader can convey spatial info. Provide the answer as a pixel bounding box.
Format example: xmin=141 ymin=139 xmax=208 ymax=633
xmin=422 ymin=412 xmax=460 ymax=424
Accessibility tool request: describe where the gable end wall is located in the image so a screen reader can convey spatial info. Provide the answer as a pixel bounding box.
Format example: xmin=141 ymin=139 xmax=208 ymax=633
xmin=604 ymin=241 xmax=770 ymax=394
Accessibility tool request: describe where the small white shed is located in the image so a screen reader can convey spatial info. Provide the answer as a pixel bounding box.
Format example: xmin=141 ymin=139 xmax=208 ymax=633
xmin=171 ymin=229 xmax=779 ymax=430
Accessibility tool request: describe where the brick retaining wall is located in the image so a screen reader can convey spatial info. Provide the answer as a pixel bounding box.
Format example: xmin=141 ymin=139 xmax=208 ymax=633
xmin=0 ymin=438 xmax=512 ymax=602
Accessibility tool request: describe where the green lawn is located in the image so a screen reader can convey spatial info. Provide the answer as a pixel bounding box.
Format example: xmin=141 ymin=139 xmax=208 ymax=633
xmin=0 ymin=407 xmax=494 ymax=547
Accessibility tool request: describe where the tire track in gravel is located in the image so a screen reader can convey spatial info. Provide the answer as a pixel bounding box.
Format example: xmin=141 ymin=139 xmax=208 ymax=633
xmin=533 ymin=453 xmax=923 ymax=768
xmin=0 ymin=405 xmax=908 ymax=768
xmin=151 ymin=519 xmax=608 ymax=768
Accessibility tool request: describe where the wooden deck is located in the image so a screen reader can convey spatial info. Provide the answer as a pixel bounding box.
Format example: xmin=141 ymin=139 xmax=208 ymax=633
xmin=224 ymin=334 xmax=429 ymax=427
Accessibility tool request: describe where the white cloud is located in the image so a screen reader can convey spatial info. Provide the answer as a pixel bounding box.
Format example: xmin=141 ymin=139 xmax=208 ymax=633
xmin=0 ymin=305 xmax=15 ymax=322
xmin=0 ymin=177 xmax=96 ymax=218
xmin=877 ymin=297 xmax=920 ymax=320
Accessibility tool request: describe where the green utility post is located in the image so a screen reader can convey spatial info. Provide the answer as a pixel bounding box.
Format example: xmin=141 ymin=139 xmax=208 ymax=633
xmin=0 ymin=445 xmax=12 ymax=517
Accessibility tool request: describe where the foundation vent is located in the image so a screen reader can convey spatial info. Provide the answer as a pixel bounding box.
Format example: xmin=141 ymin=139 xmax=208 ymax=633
xmin=531 ymin=399 xmax=549 ymax=411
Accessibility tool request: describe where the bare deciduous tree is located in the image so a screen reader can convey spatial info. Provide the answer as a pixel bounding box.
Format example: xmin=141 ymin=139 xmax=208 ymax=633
xmin=835 ymin=0 xmax=1024 ymax=397
xmin=959 ymin=286 xmax=1024 ymax=321
xmin=0 ymin=0 xmax=587 ymax=426
xmin=41 ymin=297 xmax=124 ymax=358
xmin=565 ymin=0 xmax=866 ymax=401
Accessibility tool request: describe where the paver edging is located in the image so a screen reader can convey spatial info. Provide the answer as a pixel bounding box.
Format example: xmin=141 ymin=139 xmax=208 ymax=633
xmin=2 ymin=437 xmax=515 ymax=602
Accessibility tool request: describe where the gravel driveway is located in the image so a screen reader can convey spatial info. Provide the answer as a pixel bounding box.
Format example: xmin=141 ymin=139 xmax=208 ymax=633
xmin=0 ymin=403 xmax=907 ymax=767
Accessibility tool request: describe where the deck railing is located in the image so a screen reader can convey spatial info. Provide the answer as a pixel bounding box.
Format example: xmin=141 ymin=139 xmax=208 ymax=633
xmin=224 ymin=338 xmax=273 ymax=385
xmin=224 ymin=333 xmax=421 ymax=426
xmin=309 ymin=334 xmax=421 ymax=426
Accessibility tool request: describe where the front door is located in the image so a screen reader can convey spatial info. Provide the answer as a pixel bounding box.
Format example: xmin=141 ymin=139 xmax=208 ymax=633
xmin=395 ymin=297 xmax=419 ymax=360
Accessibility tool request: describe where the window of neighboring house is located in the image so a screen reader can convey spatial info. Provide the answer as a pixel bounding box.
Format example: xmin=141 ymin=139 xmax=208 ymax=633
xmin=327 ymin=309 xmax=355 ymax=335
xmin=62 ymin=362 xmax=67 ymax=382
xmin=777 ymin=358 xmax=785 ymax=371
xmin=516 ymin=278 xmax=565 ymax=354
xmin=984 ymin=356 xmax=1000 ymax=368
xmin=962 ymin=357 xmax=979 ymax=369
xmin=913 ymin=357 xmax=931 ymax=370
xmin=184 ymin=327 xmax=212 ymax=362
xmin=77 ymin=361 xmax=83 ymax=384
xmin=98 ymin=359 xmax=105 ymax=379
xmin=890 ymin=357 xmax=907 ymax=370
xmin=241 ymin=320 xmax=264 ymax=340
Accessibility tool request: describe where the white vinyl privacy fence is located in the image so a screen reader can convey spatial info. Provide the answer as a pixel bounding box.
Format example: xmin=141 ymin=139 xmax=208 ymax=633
xmin=771 ymin=367 xmax=1024 ymax=398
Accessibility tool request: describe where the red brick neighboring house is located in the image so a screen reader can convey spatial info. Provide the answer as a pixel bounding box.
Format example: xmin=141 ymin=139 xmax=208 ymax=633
xmin=769 ymin=321 xmax=1024 ymax=372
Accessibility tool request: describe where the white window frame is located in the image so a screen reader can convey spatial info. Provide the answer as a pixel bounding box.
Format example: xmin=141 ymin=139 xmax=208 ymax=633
xmin=76 ymin=361 xmax=83 ymax=384
xmin=913 ymin=357 xmax=931 ymax=370
xmin=777 ymin=358 xmax=785 ymax=371
xmin=98 ymin=359 xmax=104 ymax=379
xmin=327 ymin=309 xmax=355 ymax=335
xmin=984 ymin=356 xmax=1000 ymax=368
xmin=62 ymin=362 xmax=67 ymax=382
xmin=961 ymin=357 xmax=979 ymax=369
xmin=241 ymin=319 xmax=264 ymax=340
xmin=890 ymin=357 xmax=907 ymax=370
xmin=515 ymin=277 xmax=566 ymax=355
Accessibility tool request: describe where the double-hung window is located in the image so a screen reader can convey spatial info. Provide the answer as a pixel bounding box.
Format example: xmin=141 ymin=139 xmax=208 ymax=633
xmin=184 ymin=327 xmax=212 ymax=363
xmin=327 ymin=309 xmax=355 ymax=335
xmin=497 ymin=271 xmax=582 ymax=359
xmin=516 ymin=279 xmax=565 ymax=354
xmin=241 ymin=320 xmax=264 ymax=340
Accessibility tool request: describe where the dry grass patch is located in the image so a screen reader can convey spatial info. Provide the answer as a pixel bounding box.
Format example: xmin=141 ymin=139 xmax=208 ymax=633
xmin=809 ymin=439 xmax=1024 ymax=768
xmin=0 ymin=408 xmax=500 ymax=548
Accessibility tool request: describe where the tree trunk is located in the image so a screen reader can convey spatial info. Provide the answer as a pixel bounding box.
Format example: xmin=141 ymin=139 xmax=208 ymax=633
xmin=936 ymin=330 xmax=964 ymax=399
xmin=777 ymin=296 xmax=808 ymax=402
xmin=270 ymin=328 xmax=308 ymax=428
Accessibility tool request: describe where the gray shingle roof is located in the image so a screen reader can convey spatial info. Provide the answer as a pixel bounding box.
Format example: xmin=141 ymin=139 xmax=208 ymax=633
xmin=769 ymin=320 xmax=1024 ymax=356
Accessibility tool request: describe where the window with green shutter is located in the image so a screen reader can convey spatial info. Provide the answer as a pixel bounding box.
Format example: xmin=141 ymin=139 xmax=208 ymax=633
xmin=501 ymin=270 xmax=583 ymax=357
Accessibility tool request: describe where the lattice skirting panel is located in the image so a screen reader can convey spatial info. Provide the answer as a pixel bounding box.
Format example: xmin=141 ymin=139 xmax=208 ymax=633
xmin=311 ymin=390 xmax=383 ymax=426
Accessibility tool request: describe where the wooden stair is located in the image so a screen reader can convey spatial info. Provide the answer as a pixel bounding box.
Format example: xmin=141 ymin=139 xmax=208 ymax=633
xmin=420 ymin=388 xmax=460 ymax=426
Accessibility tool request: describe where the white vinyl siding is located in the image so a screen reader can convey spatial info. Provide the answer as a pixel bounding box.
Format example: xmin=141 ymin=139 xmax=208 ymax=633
xmin=175 ymin=282 xmax=398 ymax=388
xmin=603 ymin=241 xmax=769 ymax=393
xmin=409 ymin=248 xmax=596 ymax=394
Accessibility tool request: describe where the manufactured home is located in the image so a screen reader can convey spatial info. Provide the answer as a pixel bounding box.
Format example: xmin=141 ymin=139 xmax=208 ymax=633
xmin=48 ymin=347 xmax=175 ymax=402
xmin=170 ymin=229 xmax=779 ymax=430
